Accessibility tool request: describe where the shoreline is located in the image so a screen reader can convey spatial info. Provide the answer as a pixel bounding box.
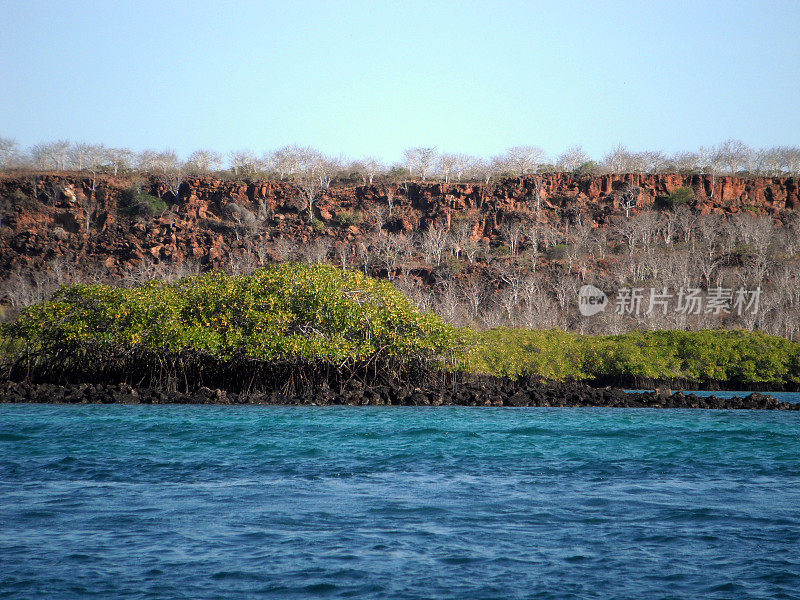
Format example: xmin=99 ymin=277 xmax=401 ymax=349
xmin=2 ymin=381 xmax=797 ymax=410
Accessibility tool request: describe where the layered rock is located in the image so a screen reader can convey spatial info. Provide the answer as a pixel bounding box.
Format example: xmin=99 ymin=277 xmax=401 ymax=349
xmin=0 ymin=171 xmax=797 ymax=280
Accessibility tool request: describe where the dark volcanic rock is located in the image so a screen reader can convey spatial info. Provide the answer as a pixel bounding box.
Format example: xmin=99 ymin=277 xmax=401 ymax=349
xmin=0 ymin=379 xmax=797 ymax=410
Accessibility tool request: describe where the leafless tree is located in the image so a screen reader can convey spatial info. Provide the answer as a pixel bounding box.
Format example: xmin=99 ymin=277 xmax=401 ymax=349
xmin=556 ymin=145 xmax=589 ymax=172
xmin=505 ymin=145 xmax=546 ymax=176
xmin=755 ymin=147 xmax=781 ymax=176
xmin=447 ymin=220 xmax=472 ymax=260
xmin=520 ymin=275 xmax=556 ymax=329
xmin=472 ymin=156 xmax=504 ymax=185
xmin=498 ymin=286 xmax=518 ymax=324
xmin=715 ymin=138 xmax=752 ymax=175
xmin=524 ymin=222 xmax=542 ymax=269
xmin=255 ymin=240 xmax=270 ymax=267
xmin=385 ymin=190 xmax=395 ymax=217
xmin=778 ymin=145 xmax=800 ymax=175
xmin=603 ymin=144 xmax=634 ymax=173
xmin=228 ymin=203 xmax=258 ymax=241
xmin=696 ymin=214 xmax=722 ymax=259
xmin=356 ymin=241 xmax=372 ymax=274
xmin=315 ymin=155 xmax=342 ymax=189
xmin=571 ymin=217 xmax=593 ymax=253
xmin=658 ymin=210 xmax=678 ymax=246
xmin=299 ymin=237 xmax=331 ymax=265
xmin=435 ymin=279 xmax=463 ymax=324
xmin=481 ymin=303 xmax=505 ymax=329
xmin=404 ymin=147 xmax=438 ymax=180
xmin=229 ymin=149 xmax=256 ymax=177
xmin=78 ymin=191 xmax=96 ymax=233
xmin=104 ymin=147 xmax=134 ymax=176
xmin=541 ymin=222 xmax=560 ymax=249
xmin=451 ymin=154 xmax=474 ymax=182
xmin=592 ymin=227 xmax=608 ymax=260
xmin=617 ymin=184 xmax=640 ymax=218
xmin=187 ymin=149 xmax=223 ymax=174
xmin=420 ymin=224 xmax=447 ymax=266
xmin=136 ymin=149 xmax=159 ymax=173
xmin=500 ymin=219 xmax=524 ymax=257
xmin=271 ymin=236 xmax=295 ymax=261
xmin=550 ymin=271 xmax=579 ymax=331
xmin=148 ymin=149 xmax=179 ymax=176
xmin=293 ymin=151 xmax=323 ymax=221
xmin=672 ymin=205 xmax=695 ymax=245
xmin=270 ymin=145 xmax=304 ymax=179
xmin=436 ymin=153 xmax=457 ymax=183
xmin=697 ymin=145 xmax=726 ymax=198
xmin=31 ymin=140 xmax=70 ymax=171
xmin=462 ymin=276 xmax=486 ymax=320
xmin=639 ymin=150 xmax=668 ymax=173
xmin=335 ymin=242 xmax=351 ymax=269
xmin=352 ymin=157 xmax=384 ymax=185
xmin=370 ymin=204 xmax=388 ymax=233
xmin=68 ymin=142 xmax=96 ymax=170
xmin=670 ymin=151 xmax=700 ymax=172
xmin=617 ymin=217 xmax=639 ymax=256
xmin=630 ymin=210 xmax=659 ymax=252
xmin=782 ymin=214 xmax=800 ymax=257
xmin=0 ymin=136 xmax=19 ymax=169
xmin=696 ymin=252 xmax=722 ymax=289
xmin=375 ymin=233 xmax=411 ymax=279
xmin=734 ymin=214 xmax=774 ymax=259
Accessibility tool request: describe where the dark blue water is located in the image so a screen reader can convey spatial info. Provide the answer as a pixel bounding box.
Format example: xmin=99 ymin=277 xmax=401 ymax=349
xmin=2 ymin=405 xmax=799 ymax=599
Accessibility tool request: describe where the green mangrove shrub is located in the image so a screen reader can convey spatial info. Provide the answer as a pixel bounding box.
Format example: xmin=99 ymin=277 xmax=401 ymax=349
xmin=2 ymin=263 xmax=462 ymax=365
xmin=469 ymin=327 xmax=800 ymax=388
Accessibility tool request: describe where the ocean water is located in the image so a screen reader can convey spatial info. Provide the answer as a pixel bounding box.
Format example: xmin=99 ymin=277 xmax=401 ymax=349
xmin=1 ymin=405 xmax=799 ymax=600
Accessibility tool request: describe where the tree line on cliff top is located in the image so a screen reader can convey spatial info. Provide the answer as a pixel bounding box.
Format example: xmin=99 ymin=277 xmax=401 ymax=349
xmin=1 ymin=137 xmax=799 ymax=184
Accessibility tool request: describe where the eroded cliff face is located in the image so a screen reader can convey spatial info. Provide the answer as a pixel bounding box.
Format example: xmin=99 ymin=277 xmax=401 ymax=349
xmin=0 ymin=171 xmax=797 ymax=278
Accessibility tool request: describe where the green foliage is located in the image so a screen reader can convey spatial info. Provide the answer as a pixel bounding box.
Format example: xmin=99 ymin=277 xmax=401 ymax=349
xmin=470 ymin=328 xmax=800 ymax=387
xmin=334 ymin=210 xmax=361 ymax=227
xmin=386 ymin=166 xmax=409 ymax=181
xmin=10 ymin=189 xmax=27 ymax=204
xmin=5 ymin=262 xmax=797 ymax=389
xmin=310 ymin=217 xmax=325 ymax=232
xmin=663 ymin=186 xmax=694 ymax=208
xmin=574 ymin=161 xmax=599 ymax=176
xmin=120 ymin=186 xmax=167 ymax=218
xmin=2 ymin=264 xmax=463 ymax=365
xmin=469 ymin=329 xmax=586 ymax=380
xmin=546 ymin=243 xmax=568 ymax=259
xmin=490 ymin=244 xmax=509 ymax=257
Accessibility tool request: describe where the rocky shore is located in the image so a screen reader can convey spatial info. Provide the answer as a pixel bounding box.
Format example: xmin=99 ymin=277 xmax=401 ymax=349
xmin=1 ymin=380 xmax=797 ymax=410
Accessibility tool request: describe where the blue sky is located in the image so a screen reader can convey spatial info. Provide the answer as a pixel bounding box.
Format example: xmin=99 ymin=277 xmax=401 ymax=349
xmin=1 ymin=0 xmax=798 ymax=164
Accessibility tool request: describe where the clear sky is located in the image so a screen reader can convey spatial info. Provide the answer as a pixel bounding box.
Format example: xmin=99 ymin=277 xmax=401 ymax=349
xmin=1 ymin=0 xmax=798 ymax=164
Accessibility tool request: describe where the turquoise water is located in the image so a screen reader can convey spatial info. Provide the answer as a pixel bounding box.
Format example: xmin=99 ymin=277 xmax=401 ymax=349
xmin=1 ymin=405 xmax=799 ymax=599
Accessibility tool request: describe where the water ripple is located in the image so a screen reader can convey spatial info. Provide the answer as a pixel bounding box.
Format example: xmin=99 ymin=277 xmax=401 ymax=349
xmin=1 ymin=404 xmax=799 ymax=599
